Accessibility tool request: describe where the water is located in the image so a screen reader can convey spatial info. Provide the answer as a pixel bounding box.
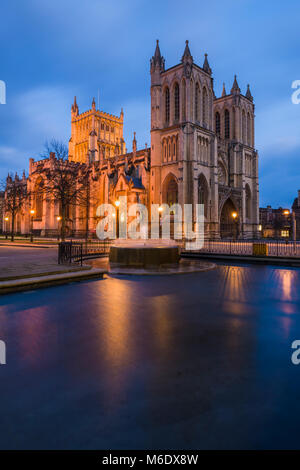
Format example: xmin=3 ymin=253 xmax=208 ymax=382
xmin=0 ymin=262 xmax=300 ymax=449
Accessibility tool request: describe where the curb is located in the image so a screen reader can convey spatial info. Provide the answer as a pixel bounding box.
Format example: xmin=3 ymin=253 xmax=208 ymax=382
xmin=0 ymin=265 xmax=91 ymax=282
xmin=0 ymin=243 xmax=52 ymax=249
xmin=0 ymin=268 xmax=107 ymax=295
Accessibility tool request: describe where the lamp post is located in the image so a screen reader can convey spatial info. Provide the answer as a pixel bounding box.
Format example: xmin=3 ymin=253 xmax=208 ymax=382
xmin=158 ymin=205 xmax=163 ymax=238
xmin=4 ymin=216 xmax=9 ymax=239
xmin=29 ymin=209 xmax=35 ymax=242
xmin=232 ymin=211 xmax=238 ymax=240
xmin=114 ymin=200 xmax=120 ymax=239
xmin=56 ymin=216 xmax=62 ymax=240
xmin=283 ymin=209 xmax=291 ymax=240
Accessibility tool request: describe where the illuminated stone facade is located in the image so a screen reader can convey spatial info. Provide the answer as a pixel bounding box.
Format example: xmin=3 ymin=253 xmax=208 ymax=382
xmin=4 ymin=40 xmax=259 ymax=239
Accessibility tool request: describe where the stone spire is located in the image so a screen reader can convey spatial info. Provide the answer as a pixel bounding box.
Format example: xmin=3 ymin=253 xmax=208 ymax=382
xmin=222 ymin=83 xmax=226 ymax=97
xmin=231 ymin=75 xmax=240 ymax=94
xmin=245 ymin=84 xmax=253 ymax=102
xmin=203 ymin=53 xmax=212 ymax=75
xmin=92 ymin=97 xmax=96 ymax=110
xmin=150 ymin=40 xmax=165 ymax=71
xmin=181 ymin=40 xmax=193 ymax=62
xmin=71 ymin=96 xmax=79 ymax=115
xmin=132 ymin=132 xmax=137 ymax=155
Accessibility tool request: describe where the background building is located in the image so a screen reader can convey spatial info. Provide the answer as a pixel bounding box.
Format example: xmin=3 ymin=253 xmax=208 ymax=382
xmin=259 ymin=205 xmax=291 ymax=239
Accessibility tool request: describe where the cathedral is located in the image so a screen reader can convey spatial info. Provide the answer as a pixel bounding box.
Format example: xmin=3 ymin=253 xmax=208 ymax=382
xmin=5 ymin=40 xmax=259 ymax=239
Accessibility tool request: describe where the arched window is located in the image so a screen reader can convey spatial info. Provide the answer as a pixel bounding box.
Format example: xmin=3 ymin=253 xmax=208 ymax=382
xmin=163 ymin=140 xmax=167 ymax=162
xmin=224 ymin=109 xmax=230 ymax=139
xmin=174 ymin=83 xmax=180 ymax=122
xmin=247 ymin=113 xmax=251 ymax=146
xmin=195 ymin=83 xmax=200 ymax=122
xmin=215 ymin=112 xmax=220 ymax=135
xmin=35 ymin=179 xmax=44 ymax=219
xmin=181 ymin=80 xmax=186 ymax=121
xmin=165 ymin=87 xmax=170 ymax=124
xmin=202 ymin=87 xmax=208 ymax=126
xmin=242 ymin=110 xmax=246 ymax=143
xmin=232 ymin=107 xmax=236 ymax=139
xmin=246 ymin=185 xmax=251 ymax=219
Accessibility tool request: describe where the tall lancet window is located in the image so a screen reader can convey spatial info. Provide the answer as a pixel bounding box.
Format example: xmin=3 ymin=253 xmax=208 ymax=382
xmin=195 ymin=83 xmax=200 ymax=122
xmin=165 ymin=87 xmax=170 ymax=124
xmin=215 ymin=112 xmax=220 ymax=135
xmin=242 ymin=110 xmax=246 ymax=143
xmin=181 ymin=80 xmax=186 ymax=121
xmin=174 ymin=83 xmax=180 ymax=122
xmin=247 ymin=113 xmax=251 ymax=146
xmin=224 ymin=109 xmax=230 ymax=139
xmin=202 ymin=87 xmax=208 ymax=126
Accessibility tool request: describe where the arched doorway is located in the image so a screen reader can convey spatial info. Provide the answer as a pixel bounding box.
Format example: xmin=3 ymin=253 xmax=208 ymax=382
xmin=198 ymin=174 xmax=209 ymax=218
xmin=163 ymin=174 xmax=178 ymax=206
xmin=220 ymin=198 xmax=239 ymax=239
xmin=162 ymin=174 xmax=179 ymax=239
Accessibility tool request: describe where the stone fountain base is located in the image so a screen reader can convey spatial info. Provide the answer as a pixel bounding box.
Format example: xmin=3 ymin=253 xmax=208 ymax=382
xmin=106 ymin=240 xmax=215 ymax=275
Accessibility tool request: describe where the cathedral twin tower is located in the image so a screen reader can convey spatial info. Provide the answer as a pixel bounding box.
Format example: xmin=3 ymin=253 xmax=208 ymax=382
xmin=17 ymin=40 xmax=259 ymax=238
xmin=150 ymin=40 xmax=259 ymax=238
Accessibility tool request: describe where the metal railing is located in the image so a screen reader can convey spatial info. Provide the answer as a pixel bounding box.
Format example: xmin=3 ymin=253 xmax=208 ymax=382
xmin=58 ymin=240 xmax=111 ymax=265
xmin=181 ymin=238 xmax=300 ymax=259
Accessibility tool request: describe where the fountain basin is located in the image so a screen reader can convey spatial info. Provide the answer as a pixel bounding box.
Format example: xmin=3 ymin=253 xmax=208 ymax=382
xmin=109 ymin=244 xmax=180 ymax=269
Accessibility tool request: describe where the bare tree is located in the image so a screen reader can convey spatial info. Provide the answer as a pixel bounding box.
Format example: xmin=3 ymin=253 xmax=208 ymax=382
xmin=40 ymin=139 xmax=68 ymax=160
xmin=2 ymin=174 xmax=27 ymax=241
xmin=32 ymin=144 xmax=91 ymax=241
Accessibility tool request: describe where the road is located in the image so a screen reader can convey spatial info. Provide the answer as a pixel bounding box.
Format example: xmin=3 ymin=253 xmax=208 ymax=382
xmin=0 ymin=262 xmax=300 ymax=449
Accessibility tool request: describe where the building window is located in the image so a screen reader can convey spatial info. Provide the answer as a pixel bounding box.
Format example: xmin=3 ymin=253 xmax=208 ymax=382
xmin=181 ymin=80 xmax=186 ymax=121
xmin=195 ymin=83 xmax=200 ymax=122
xmin=242 ymin=110 xmax=246 ymax=143
xmin=247 ymin=113 xmax=251 ymax=146
xmin=215 ymin=112 xmax=220 ymax=135
xmin=202 ymin=87 xmax=208 ymax=126
xmin=35 ymin=179 xmax=44 ymax=219
xmin=224 ymin=110 xmax=230 ymax=139
xmin=281 ymin=230 xmax=289 ymax=237
xmin=174 ymin=83 xmax=180 ymax=122
xmin=165 ymin=87 xmax=170 ymax=124
xmin=246 ymin=185 xmax=251 ymax=219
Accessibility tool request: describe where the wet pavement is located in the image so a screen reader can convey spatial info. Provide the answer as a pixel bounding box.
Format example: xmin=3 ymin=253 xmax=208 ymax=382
xmin=0 ymin=262 xmax=300 ymax=449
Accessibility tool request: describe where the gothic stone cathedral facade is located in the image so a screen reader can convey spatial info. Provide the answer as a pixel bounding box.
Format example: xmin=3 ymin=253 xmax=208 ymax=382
xmin=8 ymin=41 xmax=259 ymax=239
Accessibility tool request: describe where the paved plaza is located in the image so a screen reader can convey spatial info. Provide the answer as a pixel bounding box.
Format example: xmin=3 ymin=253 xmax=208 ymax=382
xmin=0 ymin=262 xmax=300 ymax=449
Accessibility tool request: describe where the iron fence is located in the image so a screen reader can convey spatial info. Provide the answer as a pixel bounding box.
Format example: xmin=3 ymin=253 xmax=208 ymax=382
xmin=181 ymin=238 xmax=300 ymax=258
xmin=58 ymin=240 xmax=111 ymax=265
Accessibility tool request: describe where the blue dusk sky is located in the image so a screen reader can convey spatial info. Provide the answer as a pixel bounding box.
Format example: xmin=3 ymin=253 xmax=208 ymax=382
xmin=0 ymin=0 xmax=299 ymax=208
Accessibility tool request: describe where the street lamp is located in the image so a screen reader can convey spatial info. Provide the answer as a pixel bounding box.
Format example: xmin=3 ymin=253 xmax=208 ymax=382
xmin=232 ymin=211 xmax=238 ymax=240
xmin=114 ymin=200 xmax=120 ymax=238
xmin=30 ymin=209 xmax=35 ymax=242
xmin=158 ymin=206 xmax=163 ymax=238
xmin=4 ymin=216 xmax=9 ymax=239
xmin=56 ymin=216 xmax=61 ymax=240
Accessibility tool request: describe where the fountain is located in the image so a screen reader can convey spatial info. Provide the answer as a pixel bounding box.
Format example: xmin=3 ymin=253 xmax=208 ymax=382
xmin=107 ymin=239 xmax=215 ymax=275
